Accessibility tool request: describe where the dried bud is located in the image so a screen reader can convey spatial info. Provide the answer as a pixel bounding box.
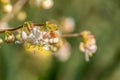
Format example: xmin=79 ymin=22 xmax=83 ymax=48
xmin=50 ymin=31 xmax=58 ymax=38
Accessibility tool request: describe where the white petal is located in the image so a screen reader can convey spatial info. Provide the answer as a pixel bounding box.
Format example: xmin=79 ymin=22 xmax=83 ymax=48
xmin=32 ymin=27 xmax=37 ymax=35
xmin=79 ymin=42 xmax=85 ymax=52
xmin=44 ymin=45 xmax=49 ymax=50
xmin=21 ymin=31 xmax=27 ymax=40
xmin=90 ymin=44 xmax=97 ymax=53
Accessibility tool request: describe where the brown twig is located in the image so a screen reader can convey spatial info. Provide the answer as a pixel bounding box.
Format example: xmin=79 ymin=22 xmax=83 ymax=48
xmin=62 ymin=33 xmax=81 ymax=37
xmin=0 ymin=23 xmax=45 ymax=33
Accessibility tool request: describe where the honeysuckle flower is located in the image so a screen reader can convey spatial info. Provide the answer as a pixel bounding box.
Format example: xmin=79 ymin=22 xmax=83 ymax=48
xmin=79 ymin=30 xmax=97 ymax=62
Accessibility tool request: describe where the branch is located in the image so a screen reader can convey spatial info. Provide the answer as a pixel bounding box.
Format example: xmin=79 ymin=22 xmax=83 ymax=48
xmin=62 ymin=33 xmax=81 ymax=37
xmin=0 ymin=23 xmax=45 ymax=33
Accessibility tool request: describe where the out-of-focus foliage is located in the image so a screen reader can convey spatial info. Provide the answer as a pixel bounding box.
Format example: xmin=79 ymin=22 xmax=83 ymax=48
xmin=0 ymin=0 xmax=120 ymax=80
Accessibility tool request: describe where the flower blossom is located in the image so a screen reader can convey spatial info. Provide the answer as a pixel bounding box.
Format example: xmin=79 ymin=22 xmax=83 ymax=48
xmin=79 ymin=30 xmax=97 ymax=62
xmin=15 ymin=23 xmax=61 ymax=55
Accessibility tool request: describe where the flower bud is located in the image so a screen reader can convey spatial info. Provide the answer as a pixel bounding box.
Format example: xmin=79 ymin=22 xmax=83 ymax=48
xmin=5 ymin=34 xmax=15 ymax=43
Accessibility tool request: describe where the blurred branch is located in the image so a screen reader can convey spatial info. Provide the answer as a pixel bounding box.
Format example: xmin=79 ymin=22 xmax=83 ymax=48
xmin=62 ymin=33 xmax=81 ymax=37
xmin=0 ymin=23 xmax=45 ymax=33
xmin=0 ymin=0 xmax=28 ymax=22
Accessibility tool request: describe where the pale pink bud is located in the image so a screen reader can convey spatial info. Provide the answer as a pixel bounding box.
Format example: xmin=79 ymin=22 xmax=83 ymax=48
xmin=55 ymin=42 xmax=71 ymax=62
xmin=61 ymin=17 xmax=75 ymax=33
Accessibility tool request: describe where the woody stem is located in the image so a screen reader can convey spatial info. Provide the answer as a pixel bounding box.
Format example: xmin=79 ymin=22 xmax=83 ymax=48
xmin=0 ymin=23 xmax=45 ymax=33
xmin=0 ymin=23 xmax=81 ymax=37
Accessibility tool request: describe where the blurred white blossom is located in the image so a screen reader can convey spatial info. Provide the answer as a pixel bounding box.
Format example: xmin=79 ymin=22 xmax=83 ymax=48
xmin=3 ymin=4 xmax=13 ymax=13
xmin=55 ymin=42 xmax=71 ymax=62
xmin=61 ymin=17 xmax=75 ymax=33
xmin=41 ymin=0 xmax=54 ymax=9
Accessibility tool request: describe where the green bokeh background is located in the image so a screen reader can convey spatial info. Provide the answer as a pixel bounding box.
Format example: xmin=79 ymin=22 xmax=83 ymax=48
xmin=0 ymin=0 xmax=120 ymax=80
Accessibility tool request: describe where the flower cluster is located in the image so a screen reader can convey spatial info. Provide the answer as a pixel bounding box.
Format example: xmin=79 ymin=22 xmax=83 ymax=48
xmin=79 ymin=30 xmax=97 ymax=62
xmin=0 ymin=22 xmax=97 ymax=62
xmin=2 ymin=22 xmax=62 ymax=55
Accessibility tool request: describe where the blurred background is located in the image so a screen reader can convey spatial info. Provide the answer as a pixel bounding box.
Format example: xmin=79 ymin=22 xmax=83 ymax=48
xmin=0 ymin=0 xmax=120 ymax=80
